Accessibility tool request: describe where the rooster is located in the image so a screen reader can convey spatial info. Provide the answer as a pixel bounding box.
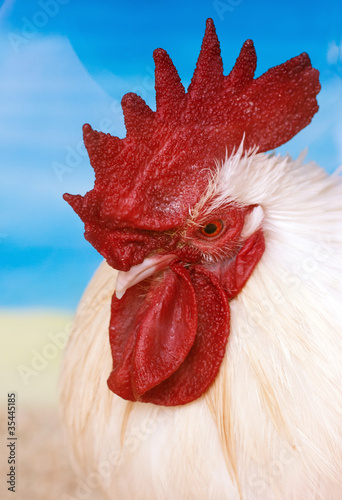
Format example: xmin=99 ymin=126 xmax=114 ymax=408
xmin=60 ymin=19 xmax=342 ymax=500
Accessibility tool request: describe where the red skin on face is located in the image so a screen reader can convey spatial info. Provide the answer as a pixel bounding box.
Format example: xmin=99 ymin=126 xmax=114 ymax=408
xmin=107 ymin=211 xmax=265 ymax=406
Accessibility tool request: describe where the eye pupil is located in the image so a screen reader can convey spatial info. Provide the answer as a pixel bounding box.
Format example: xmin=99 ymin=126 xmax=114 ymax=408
xmin=200 ymin=219 xmax=224 ymax=238
xmin=204 ymin=223 xmax=218 ymax=234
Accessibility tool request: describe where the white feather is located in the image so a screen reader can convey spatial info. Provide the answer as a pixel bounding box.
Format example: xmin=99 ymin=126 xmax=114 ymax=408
xmin=60 ymin=149 xmax=342 ymax=499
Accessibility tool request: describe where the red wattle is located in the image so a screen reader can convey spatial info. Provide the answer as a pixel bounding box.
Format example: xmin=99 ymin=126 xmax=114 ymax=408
xmin=107 ymin=284 xmax=146 ymax=401
xmin=107 ymin=263 xmax=230 ymax=406
xmin=140 ymin=265 xmax=230 ymax=405
xmin=131 ymin=263 xmax=198 ymax=398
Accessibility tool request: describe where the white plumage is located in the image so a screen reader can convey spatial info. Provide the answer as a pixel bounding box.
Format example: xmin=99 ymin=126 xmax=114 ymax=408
xmin=60 ymin=147 xmax=342 ymax=499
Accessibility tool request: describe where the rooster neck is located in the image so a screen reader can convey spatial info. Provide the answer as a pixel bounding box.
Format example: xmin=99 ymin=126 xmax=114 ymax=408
xmin=60 ymin=152 xmax=342 ymax=499
xmin=205 ymin=151 xmax=342 ymax=497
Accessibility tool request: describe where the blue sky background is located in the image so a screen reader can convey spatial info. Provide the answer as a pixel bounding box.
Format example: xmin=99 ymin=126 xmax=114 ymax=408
xmin=1 ymin=0 xmax=342 ymax=311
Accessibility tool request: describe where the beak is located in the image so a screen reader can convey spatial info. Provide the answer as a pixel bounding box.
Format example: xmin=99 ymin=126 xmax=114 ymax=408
xmin=115 ymin=254 xmax=176 ymax=299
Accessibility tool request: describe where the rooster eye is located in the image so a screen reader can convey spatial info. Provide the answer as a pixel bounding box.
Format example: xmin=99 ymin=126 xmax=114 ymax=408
xmin=200 ymin=220 xmax=224 ymax=238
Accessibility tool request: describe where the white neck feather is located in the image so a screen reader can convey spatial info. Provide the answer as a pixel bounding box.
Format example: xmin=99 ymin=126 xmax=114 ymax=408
xmin=206 ymin=149 xmax=342 ymax=498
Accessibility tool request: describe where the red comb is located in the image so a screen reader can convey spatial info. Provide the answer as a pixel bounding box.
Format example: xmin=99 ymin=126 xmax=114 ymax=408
xmin=64 ymin=18 xmax=320 ymax=270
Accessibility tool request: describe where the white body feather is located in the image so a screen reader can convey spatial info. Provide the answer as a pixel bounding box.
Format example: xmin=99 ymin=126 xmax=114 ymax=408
xmin=60 ymin=150 xmax=342 ymax=499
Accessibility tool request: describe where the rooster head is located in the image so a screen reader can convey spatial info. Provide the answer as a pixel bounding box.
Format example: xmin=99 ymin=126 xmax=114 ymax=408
xmin=64 ymin=19 xmax=320 ymax=406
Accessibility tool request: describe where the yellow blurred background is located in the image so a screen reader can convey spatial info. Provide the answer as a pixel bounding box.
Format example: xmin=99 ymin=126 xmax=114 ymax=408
xmin=0 ymin=310 xmax=78 ymax=499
